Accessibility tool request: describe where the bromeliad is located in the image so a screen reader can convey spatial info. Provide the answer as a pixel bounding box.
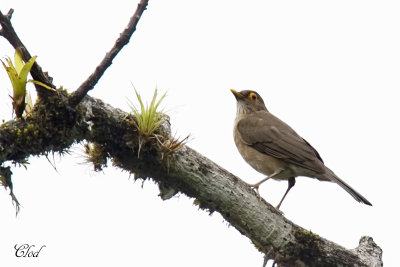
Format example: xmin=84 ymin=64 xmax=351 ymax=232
xmin=1 ymin=49 xmax=37 ymax=118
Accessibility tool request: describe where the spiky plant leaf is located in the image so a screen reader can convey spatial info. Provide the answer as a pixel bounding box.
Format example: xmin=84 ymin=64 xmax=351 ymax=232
xmin=1 ymin=49 xmax=37 ymax=117
xmin=129 ymin=88 xmax=167 ymax=137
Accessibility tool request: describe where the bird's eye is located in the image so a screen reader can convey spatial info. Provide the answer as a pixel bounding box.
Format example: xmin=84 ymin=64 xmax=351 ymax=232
xmin=249 ymin=92 xmax=258 ymax=102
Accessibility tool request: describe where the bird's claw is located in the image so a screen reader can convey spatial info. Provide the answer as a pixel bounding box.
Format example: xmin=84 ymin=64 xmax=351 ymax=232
xmin=249 ymin=183 xmax=284 ymax=214
xmin=274 ymin=205 xmax=284 ymax=215
xmin=249 ymin=184 xmax=263 ymax=201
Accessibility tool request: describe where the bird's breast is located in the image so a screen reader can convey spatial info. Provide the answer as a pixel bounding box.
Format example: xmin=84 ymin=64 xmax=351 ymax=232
xmin=233 ymin=121 xmax=292 ymax=180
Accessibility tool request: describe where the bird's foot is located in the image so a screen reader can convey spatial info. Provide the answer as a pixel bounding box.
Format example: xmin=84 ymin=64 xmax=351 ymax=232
xmin=249 ymin=183 xmax=263 ymax=201
xmin=248 ymin=176 xmax=273 ymax=201
xmin=249 ymin=184 xmax=284 ymax=214
xmin=274 ymin=204 xmax=284 ymax=215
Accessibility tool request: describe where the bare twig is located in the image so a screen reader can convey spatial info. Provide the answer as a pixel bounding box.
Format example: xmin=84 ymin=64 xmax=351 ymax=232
xmin=0 ymin=9 xmax=14 ymax=36
xmin=69 ymin=0 xmax=149 ymax=106
xmin=0 ymin=9 xmax=55 ymax=96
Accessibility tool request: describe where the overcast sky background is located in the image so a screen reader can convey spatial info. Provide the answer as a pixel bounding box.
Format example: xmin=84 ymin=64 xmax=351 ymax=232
xmin=1 ymin=1 xmax=399 ymax=266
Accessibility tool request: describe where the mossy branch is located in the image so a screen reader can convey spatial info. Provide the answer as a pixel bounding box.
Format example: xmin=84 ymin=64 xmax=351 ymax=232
xmin=0 ymin=93 xmax=382 ymax=266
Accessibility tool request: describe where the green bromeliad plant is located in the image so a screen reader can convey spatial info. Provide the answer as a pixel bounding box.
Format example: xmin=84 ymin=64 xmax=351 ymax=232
xmin=129 ymin=88 xmax=167 ymax=136
xmin=1 ymin=49 xmax=54 ymax=118
xmin=126 ymin=87 xmax=190 ymax=160
xmin=1 ymin=49 xmax=37 ymax=118
xmin=127 ymin=87 xmax=167 ymax=156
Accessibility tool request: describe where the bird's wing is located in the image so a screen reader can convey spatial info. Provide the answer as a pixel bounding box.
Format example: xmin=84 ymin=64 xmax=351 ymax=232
xmin=237 ymin=111 xmax=325 ymax=173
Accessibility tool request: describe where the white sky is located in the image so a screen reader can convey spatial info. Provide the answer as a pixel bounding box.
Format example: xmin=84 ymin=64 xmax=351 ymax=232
xmin=1 ymin=1 xmax=399 ymax=266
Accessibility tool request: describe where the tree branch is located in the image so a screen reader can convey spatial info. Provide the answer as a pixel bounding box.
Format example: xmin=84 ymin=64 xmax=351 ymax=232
xmin=0 ymin=4 xmax=383 ymax=266
xmin=69 ymin=0 xmax=149 ymax=106
xmin=0 ymin=94 xmax=383 ymax=266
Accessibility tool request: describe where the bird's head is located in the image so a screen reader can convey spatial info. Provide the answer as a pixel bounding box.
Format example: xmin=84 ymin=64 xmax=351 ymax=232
xmin=230 ymin=89 xmax=267 ymax=114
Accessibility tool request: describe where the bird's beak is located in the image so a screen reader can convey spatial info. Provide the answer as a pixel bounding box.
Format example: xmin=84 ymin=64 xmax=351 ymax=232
xmin=231 ymin=89 xmax=244 ymax=100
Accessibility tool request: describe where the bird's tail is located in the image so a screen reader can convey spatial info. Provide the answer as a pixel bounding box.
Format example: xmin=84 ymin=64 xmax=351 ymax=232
xmin=321 ymin=168 xmax=372 ymax=206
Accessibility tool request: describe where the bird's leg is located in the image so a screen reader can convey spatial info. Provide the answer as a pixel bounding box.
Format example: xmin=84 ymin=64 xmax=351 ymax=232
xmin=249 ymin=169 xmax=283 ymax=200
xmin=250 ymin=177 xmax=270 ymax=201
xmin=275 ymin=177 xmax=296 ymax=210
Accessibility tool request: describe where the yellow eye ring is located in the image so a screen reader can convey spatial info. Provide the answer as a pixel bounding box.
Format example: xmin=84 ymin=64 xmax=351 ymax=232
xmin=249 ymin=92 xmax=258 ymax=102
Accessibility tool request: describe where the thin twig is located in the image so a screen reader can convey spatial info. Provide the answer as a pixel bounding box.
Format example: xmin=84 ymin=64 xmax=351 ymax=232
xmin=69 ymin=0 xmax=149 ymax=106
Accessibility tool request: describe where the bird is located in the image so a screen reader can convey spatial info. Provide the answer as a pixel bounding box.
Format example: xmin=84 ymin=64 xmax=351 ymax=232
xmin=231 ymin=89 xmax=372 ymax=209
